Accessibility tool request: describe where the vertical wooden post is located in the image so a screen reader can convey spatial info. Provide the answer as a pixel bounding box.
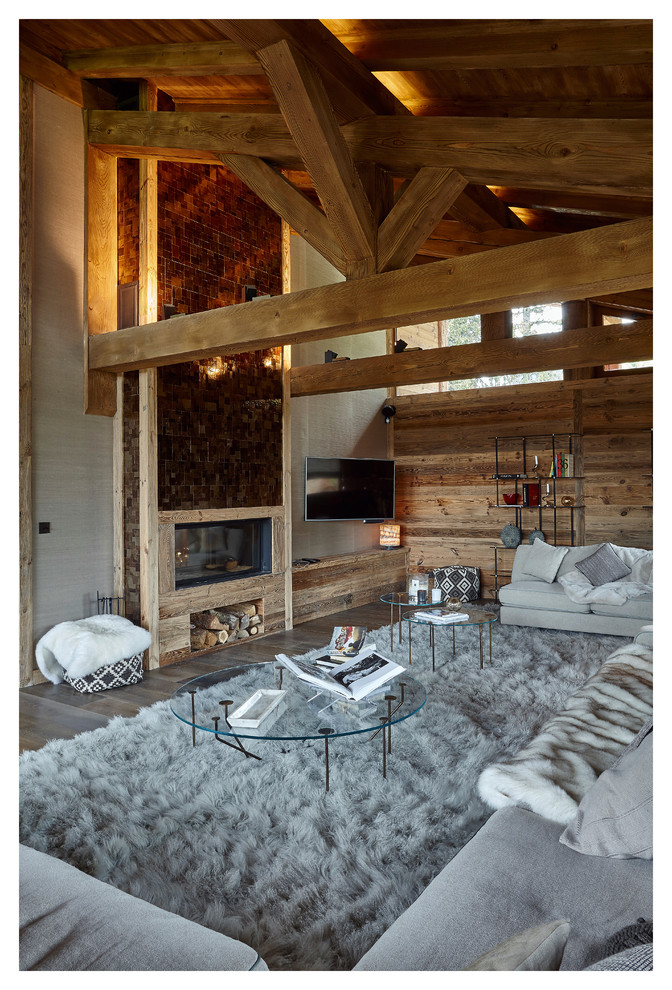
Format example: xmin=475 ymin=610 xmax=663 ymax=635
xmin=139 ymin=369 xmax=160 ymax=667
xmin=281 ymin=220 xmax=293 ymax=629
xmin=481 ymin=310 xmax=513 ymax=341
xmin=137 ymin=82 xmax=160 ymax=665
xmin=573 ymin=389 xmax=586 ymax=546
xmin=19 ymin=75 xmax=34 ymax=686
xmin=84 ymin=140 xmax=117 ymax=416
xmin=563 ymin=300 xmax=596 ymax=380
xmin=112 ymin=374 xmax=125 ymax=601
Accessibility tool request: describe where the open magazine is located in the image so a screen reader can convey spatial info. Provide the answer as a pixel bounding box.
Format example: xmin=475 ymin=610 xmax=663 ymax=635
xmin=275 ymin=646 xmax=404 ymax=701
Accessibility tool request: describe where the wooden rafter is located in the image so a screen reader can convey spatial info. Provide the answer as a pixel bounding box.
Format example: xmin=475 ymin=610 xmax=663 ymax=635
xmin=86 ymin=110 xmax=652 ymax=197
xmin=218 ymin=154 xmax=347 ymax=273
xmin=220 ymin=18 xmax=410 ymax=122
xmin=450 ymin=184 xmax=528 ymax=231
xmin=88 ymin=218 xmax=652 ymax=374
xmin=258 ymin=39 xmax=376 ymax=275
xmin=290 ymin=320 xmax=653 ymax=396
xmin=377 ymin=167 xmax=468 ymax=272
xmin=19 ymin=42 xmax=116 ymax=110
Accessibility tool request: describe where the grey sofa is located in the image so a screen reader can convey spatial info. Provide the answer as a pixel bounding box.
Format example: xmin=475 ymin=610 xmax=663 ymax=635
xmin=354 ymin=803 xmax=652 ymax=971
xmin=19 ymin=843 xmax=267 ymax=971
xmin=499 ymin=543 xmax=652 ymax=637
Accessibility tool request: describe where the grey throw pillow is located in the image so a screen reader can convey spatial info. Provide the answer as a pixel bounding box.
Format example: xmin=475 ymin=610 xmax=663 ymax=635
xmin=463 ymin=919 xmax=570 ymax=971
xmin=559 ymin=720 xmax=652 ymax=859
xmin=575 ymin=543 xmax=631 ymax=586
xmin=522 ymin=539 xmax=569 ymax=583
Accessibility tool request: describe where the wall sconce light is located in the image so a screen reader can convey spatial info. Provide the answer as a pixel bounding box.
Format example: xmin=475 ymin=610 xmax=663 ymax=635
xmin=379 ymin=523 xmax=401 ymax=548
xmin=382 ymin=403 xmax=397 ymax=424
xmin=205 ymin=357 xmax=225 ymax=380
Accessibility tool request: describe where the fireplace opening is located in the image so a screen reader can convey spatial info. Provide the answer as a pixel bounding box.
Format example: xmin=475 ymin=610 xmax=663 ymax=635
xmin=174 ymin=518 xmax=272 ymax=589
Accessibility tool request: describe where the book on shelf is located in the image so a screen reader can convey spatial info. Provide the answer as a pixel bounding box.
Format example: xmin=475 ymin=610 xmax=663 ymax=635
xmin=409 ymin=608 xmax=470 ymax=624
xmin=275 ymin=646 xmax=405 ymax=701
xmin=549 ymin=452 xmax=574 ymax=478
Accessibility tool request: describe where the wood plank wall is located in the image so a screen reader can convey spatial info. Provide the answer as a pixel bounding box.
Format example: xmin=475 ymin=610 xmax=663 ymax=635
xmin=393 ymin=373 xmax=652 ymax=596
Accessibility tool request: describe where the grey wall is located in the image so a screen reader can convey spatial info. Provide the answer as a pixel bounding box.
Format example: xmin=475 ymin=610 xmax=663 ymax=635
xmin=31 ymin=87 xmax=115 ymax=641
xmin=289 ymin=237 xmax=390 ymax=559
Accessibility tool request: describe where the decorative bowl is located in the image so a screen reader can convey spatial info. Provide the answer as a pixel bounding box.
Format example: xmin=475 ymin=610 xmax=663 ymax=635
xmin=502 ymin=492 xmax=522 ymax=505
xmin=446 ymin=597 xmax=463 ymax=611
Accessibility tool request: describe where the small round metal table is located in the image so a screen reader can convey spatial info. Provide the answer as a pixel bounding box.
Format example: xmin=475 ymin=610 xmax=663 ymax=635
xmin=380 ymin=592 xmax=445 ymax=649
xmin=402 ymin=607 xmax=498 ymax=671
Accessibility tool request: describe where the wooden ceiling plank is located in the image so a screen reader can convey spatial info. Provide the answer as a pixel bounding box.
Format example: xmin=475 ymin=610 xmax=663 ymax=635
xmin=86 ymin=110 xmax=652 ymax=197
xmin=377 ymin=167 xmax=468 ymax=272
xmin=88 ymin=218 xmax=652 ymax=374
xmin=63 ymin=40 xmax=264 ymax=77
xmin=19 ymin=42 xmax=116 ymax=110
xmin=217 ymin=153 xmax=347 ymax=273
xmin=449 ymin=184 xmax=528 ymax=231
xmin=290 ymin=320 xmax=653 ymax=397
xmin=220 ymin=19 xmax=410 ymax=121
xmin=258 ymin=39 xmax=376 ymax=273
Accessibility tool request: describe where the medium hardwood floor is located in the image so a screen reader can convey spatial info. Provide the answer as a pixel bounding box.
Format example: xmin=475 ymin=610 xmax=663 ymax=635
xmin=19 ymin=602 xmax=398 ymax=753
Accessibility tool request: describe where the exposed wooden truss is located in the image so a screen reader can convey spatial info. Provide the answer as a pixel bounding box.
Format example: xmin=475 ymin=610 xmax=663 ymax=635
xmin=19 ymin=17 xmax=653 ymax=389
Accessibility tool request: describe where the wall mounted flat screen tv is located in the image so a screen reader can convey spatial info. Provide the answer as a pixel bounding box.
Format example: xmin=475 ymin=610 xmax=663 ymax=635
xmin=305 ymin=456 xmax=395 ymax=522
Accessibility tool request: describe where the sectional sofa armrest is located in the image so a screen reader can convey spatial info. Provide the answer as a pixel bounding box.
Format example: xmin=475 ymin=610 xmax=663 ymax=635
xmin=19 ymin=844 xmax=267 ymax=971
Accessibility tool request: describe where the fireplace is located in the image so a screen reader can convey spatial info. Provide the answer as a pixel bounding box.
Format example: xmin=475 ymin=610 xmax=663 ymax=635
xmin=174 ymin=518 xmax=272 ymax=589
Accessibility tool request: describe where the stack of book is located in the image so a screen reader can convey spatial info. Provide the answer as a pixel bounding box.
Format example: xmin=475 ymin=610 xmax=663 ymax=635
xmin=410 ymin=608 xmax=469 ymax=623
xmin=549 ymin=452 xmax=574 ymax=477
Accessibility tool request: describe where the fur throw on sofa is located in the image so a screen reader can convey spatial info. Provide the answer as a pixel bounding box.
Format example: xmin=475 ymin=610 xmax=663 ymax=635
xmin=477 ymin=642 xmax=653 ymax=824
xmin=35 ymin=615 xmax=152 ymax=685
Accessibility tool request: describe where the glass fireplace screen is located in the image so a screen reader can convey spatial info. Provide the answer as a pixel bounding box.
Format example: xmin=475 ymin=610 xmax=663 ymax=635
xmin=174 ymin=518 xmax=272 ymax=589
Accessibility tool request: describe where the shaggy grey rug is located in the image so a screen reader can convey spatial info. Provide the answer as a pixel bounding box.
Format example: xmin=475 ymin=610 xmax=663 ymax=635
xmin=19 ymin=622 xmax=624 ymax=971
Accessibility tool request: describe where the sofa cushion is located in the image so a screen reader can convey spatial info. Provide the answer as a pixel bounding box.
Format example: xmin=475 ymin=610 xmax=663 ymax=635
xmin=510 ymin=544 xmax=598 ymax=584
xmin=499 ymin=580 xmax=591 ymax=614
xmin=588 ymin=595 xmax=653 ymax=621
xmin=575 ymin=543 xmax=632 ymax=586
xmin=19 ymin=844 xmax=266 ymax=971
xmin=559 ymin=721 xmax=652 ymax=860
xmin=463 ymin=919 xmax=570 ymax=970
xmin=521 ymin=540 xmax=569 ymax=583
xmin=585 ymin=944 xmax=653 ymax=971
xmin=353 ymin=806 xmax=652 ymax=972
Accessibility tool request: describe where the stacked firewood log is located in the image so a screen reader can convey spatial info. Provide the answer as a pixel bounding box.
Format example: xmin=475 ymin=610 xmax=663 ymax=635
xmin=189 ymin=602 xmax=264 ymax=651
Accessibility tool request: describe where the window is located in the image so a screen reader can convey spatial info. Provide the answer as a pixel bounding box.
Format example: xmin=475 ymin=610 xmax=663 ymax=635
xmin=396 ymin=305 xmax=563 ymax=395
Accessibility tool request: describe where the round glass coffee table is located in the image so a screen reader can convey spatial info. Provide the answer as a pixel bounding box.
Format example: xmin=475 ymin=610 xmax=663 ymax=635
xmin=380 ymin=592 xmax=445 ymax=649
xmin=402 ymin=607 xmax=498 ymax=671
xmin=170 ymin=662 xmax=426 ymax=791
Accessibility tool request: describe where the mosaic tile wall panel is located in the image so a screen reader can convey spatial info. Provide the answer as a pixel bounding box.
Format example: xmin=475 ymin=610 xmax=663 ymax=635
xmin=118 ymin=159 xmax=139 ymax=285
xmin=157 ymin=350 xmax=283 ymax=510
xmin=122 ymin=373 xmax=140 ymax=624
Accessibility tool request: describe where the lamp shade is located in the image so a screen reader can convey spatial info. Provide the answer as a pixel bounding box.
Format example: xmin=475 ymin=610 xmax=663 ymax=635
xmin=379 ymin=523 xmax=401 ymax=548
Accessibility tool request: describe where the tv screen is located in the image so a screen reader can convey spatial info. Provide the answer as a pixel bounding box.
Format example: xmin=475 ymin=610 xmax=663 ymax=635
xmin=305 ymin=456 xmax=395 ymax=522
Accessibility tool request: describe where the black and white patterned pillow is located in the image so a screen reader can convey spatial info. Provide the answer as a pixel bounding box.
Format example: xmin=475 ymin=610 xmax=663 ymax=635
xmin=431 ymin=565 xmax=480 ymax=601
xmin=63 ymin=654 xmax=144 ymax=693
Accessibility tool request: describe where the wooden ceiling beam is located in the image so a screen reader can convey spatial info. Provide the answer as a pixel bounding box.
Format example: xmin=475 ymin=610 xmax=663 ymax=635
xmin=490 ymin=186 xmax=653 ymax=219
xmin=332 ymin=19 xmax=652 ymax=71
xmin=220 ymin=19 xmax=410 ymax=123
xmin=342 ymin=116 xmax=652 ymax=197
xmin=19 ymin=42 xmax=116 ymax=110
xmin=217 ymin=154 xmax=347 ymax=274
xmin=86 ymin=110 xmax=652 ymax=197
xmin=258 ymin=39 xmax=376 ymax=275
xmin=377 ymin=168 xmax=468 ymax=272
xmin=63 ymin=40 xmax=264 ymax=78
xmin=88 ymin=218 xmax=652 ymax=374
xmin=290 ymin=320 xmax=653 ymax=396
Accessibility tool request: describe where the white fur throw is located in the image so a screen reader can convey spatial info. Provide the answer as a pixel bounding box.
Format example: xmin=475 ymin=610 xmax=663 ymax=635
xmin=35 ymin=615 xmax=152 ymax=685
xmin=558 ymin=545 xmax=652 ymax=606
xmin=477 ymin=643 xmax=653 ymax=825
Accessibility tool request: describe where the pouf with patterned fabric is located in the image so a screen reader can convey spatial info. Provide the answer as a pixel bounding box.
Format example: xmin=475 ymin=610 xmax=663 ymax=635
xmin=432 ymin=565 xmax=480 ymax=602
xmin=63 ymin=653 xmax=144 ymax=693
xmin=35 ymin=614 xmax=151 ymax=690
